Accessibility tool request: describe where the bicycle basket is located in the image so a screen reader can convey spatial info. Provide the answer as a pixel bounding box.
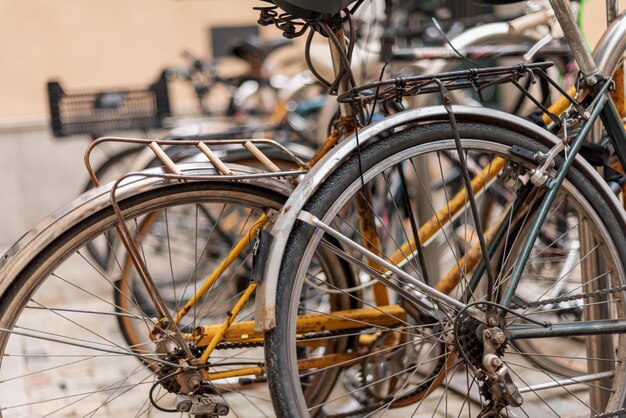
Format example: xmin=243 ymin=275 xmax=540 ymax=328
xmin=47 ymin=71 xmax=170 ymax=138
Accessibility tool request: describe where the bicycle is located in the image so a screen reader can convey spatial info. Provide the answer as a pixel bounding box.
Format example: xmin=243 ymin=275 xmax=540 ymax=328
xmin=167 ymin=42 xmax=294 ymax=119
xmin=84 ymin=0 xmax=569 ymax=284
xmin=259 ymin=0 xmax=626 ymax=416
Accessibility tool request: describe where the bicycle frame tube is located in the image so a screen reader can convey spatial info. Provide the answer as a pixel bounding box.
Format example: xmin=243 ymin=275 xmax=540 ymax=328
xmin=607 ymin=0 xmax=619 ymax=25
xmin=550 ymin=0 xmax=626 ymax=153
xmin=501 ymin=1 xmax=626 ymax=307
xmin=550 ymin=0 xmax=598 ymax=78
xmin=172 ymin=215 xmax=268 ymax=325
xmin=327 ymin=23 xmax=393 ymax=305
xmin=543 ymin=9 xmax=626 ymax=135
xmin=501 ymin=79 xmax=612 ymax=307
xmin=510 ymin=319 xmax=626 ymax=339
xmin=328 ymin=25 xmax=354 ymax=121
xmin=594 ymin=10 xmax=626 ymax=85
xmin=461 ymin=185 xmax=536 ymax=302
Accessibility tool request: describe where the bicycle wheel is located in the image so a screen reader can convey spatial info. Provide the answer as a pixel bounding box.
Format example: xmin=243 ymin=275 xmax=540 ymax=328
xmin=0 ymin=175 xmax=354 ymax=417
xmin=266 ymin=121 xmax=626 ymax=417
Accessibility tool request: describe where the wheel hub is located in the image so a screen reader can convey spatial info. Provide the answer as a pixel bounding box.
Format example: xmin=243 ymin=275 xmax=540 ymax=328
xmin=154 ymin=345 xmax=230 ymax=416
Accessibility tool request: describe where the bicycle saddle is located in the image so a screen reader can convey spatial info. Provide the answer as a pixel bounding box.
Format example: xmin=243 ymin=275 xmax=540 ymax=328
xmin=262 ymin=0 xmax=358 ymax=19
xmin=231 ymin=36 xmax=292 ymax=63
xmin=472 ymin=0 xmax=523 ymax=4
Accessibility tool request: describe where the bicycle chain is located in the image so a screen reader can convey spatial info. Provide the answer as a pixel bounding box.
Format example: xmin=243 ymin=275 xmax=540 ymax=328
xmin=213 ymin=329 xmax=390 ymax=417
xmin=214 ymin=328 xmax=448 ymax=418
xmin=216 ymin=340 xmax=263 ymax=350
xmin=511 ymin=283 xmax=626 ymax=310
xmin=212 ymin=286 xmax=626 ymax=416
xmin=213 ymin=329 xmax=394 ymax=417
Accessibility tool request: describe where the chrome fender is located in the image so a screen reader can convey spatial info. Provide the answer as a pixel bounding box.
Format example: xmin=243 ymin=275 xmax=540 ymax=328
xmin=256 ymin=105 xmax=626 ymax=331
xmin=0 ymin=164 xmax=293 ymax=297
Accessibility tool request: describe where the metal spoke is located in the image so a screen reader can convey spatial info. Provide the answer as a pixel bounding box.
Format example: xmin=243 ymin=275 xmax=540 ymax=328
xmin=0 ymin=327 xmax=180 ymax=368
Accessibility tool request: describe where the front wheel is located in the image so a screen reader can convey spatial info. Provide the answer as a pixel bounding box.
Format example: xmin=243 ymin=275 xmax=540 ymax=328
xmin=266 ymin=122 xmax=626 ymax=417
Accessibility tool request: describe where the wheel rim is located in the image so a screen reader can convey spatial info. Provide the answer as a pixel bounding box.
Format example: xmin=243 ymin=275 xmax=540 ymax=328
xmin=0 ymin=183 xmax=352 ymax=417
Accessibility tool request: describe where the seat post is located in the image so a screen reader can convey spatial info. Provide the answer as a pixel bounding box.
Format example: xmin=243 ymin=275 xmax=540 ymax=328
xmin=549 ymin=0 xmax=599 ymax=79
xmin=607 ymin=0 xmax=618 ymax=25
xmin=328 ymin=26 xmax=355 ymax=120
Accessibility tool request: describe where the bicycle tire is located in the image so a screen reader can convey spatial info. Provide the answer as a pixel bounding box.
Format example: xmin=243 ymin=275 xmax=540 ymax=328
xmin=266 ymin=121 xmax=626 ymax=417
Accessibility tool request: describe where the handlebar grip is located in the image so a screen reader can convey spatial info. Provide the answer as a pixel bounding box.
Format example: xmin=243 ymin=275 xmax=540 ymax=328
xmin=508 ymin=9 xmax=553 ymax=35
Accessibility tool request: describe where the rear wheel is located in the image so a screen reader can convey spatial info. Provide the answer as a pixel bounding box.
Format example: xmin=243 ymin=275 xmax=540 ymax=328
xmin=266 ymin=122 xmax=626 ymax=417
xmin=0 ymin=178 xmax=354 ymax=417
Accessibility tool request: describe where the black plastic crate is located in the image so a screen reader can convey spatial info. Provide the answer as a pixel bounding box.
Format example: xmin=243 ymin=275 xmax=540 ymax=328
xmin=47 ymin=71 xmax=170 ymax=137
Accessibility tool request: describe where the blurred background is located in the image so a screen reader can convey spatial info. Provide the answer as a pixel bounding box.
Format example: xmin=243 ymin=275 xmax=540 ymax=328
xmin=0 ymin=0 xmax=620 ymax=247
xmin=1 ymin=0 xmax=266 ymax=246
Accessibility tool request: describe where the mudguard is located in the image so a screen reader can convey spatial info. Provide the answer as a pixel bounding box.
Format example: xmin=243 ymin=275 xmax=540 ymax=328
xmin=0 ymin=164 xmax=293 ymax=297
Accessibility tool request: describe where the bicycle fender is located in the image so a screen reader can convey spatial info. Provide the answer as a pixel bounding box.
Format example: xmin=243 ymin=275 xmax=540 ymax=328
xmin=593 ymin=10 xmax=626 ymax=84
xmin=0 ymin=164 xmax=292 ymax=297
xmin=256 ymin=104 xmax=626 ymax=331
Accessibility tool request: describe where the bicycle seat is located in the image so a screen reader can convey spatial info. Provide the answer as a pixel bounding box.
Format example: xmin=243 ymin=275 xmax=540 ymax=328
xmin=231 ymin=36 xmax=292 ymax=64
xmin=472 ymin=0 xmax=524 ymax=4
xmin=263 ymin=0 xmax=357 ymax=19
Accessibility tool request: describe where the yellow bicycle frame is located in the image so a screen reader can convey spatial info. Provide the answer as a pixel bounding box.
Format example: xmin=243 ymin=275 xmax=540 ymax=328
xmin=120 ymin=63 xmax=626 ymax=384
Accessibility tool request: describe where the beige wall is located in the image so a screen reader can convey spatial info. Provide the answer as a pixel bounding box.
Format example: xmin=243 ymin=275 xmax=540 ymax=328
xmin=0 ymin=0 xmax=263 ymax=120
xmin=1 ymin=1 xmax=625 ymax=122
xmin=582 ymin=0 xmax=626 ymax=46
